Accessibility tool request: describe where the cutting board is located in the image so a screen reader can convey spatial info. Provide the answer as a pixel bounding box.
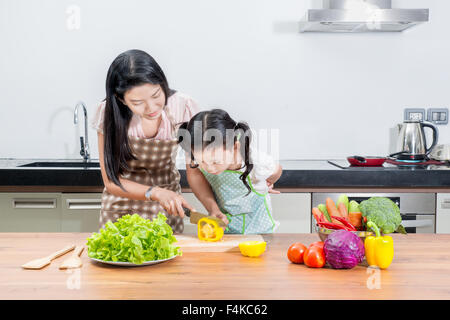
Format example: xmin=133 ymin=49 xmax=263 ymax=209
xmin=174 ymin=234 xmax=264 ymax=252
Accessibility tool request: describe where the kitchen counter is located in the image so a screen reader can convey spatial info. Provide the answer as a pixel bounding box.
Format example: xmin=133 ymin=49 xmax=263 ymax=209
xmin=1 ymin=233 xmax=450 ymax=300
xmin=1 ymin=158 xmax=450 ymax=190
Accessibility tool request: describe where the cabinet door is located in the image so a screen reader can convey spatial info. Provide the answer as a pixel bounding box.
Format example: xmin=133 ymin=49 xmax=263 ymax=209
xmin=181 ymin=192 xmax=311 ymax=234
xmin=61 ymin=193 xmax=102 ymax=232
xmin=437 ymin=193 xmax=450 ymax=234
xmin=0 ymin=193 xmax=61 ymax=232
xmin=270 ymin=193 xmax=311 ymax=233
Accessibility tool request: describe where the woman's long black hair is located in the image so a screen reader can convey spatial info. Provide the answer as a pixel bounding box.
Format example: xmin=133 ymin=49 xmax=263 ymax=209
xmin=103 ymin=49 xmax=174 ymax=191
xmin=177 ymin=109 xmax=254 ymax=194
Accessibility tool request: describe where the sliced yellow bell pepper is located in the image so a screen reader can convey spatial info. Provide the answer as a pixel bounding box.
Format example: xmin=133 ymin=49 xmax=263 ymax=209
xmin=239 ymin=241 xmax=267 ymax=257
xmin=365 ymin=221 xmax=394 ymax=269
xmin=198 ymin=217 xmax=224 ymax=242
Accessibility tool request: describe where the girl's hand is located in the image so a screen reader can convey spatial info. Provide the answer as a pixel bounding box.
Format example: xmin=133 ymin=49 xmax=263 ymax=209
xmin=210 ymin=209 xmax=229 ymax=226
xmin=267 ymin=181 xmax=281 ymax=194
xmin=151 ymin=187 xmax=193 ymax=217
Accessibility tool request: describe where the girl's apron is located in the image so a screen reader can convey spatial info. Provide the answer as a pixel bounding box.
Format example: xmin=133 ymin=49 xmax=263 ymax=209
xmin=201 ymin=169 xmax=279 ymax=234
xmin=99 ymin=136 xmax=184 ymax=233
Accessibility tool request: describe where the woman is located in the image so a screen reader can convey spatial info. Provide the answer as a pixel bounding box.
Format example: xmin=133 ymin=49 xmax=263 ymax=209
xmin=91 ymin=49 xmax=199 ymax=232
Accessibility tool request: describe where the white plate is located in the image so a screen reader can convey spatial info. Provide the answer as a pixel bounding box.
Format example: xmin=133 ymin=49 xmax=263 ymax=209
xmin=89 ymin=255 xmax=178 ymax=267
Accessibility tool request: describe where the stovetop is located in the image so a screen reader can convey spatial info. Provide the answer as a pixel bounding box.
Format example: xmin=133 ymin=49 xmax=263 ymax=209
xmin=326 ymin=159 xmax=450 ymax=171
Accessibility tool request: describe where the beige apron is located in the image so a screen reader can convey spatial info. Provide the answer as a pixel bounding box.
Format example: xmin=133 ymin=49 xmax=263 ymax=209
xmin=99 ymin=136 xmax=184 ymax=233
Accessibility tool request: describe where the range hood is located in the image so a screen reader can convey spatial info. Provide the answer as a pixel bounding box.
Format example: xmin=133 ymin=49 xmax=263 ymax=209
xmin=299 ymin=0 xmax=429 ymax=33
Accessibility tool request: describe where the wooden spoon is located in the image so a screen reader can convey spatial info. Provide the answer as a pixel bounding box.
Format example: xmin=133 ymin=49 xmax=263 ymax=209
xmin=21 ymin=244 xmax=75 ymax=270
xmin=59 ymin=245 xmax=84 ymax=270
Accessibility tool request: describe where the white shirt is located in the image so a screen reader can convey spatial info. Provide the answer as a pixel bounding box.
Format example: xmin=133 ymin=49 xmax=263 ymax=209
xmin=248 ymin=145 xmax=279 ymax=194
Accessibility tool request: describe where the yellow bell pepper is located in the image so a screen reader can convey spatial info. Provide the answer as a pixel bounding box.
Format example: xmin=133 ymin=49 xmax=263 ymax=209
xmin=198 ymin=217 xmax=224 ymax=242
xmin=239 ymin=241 xmax=267 ymax=257
xmin=365 ymin=221 xmax=394 ymax=269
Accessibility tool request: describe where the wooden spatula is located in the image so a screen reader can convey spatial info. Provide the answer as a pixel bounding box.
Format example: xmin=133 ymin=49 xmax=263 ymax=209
xmin=59 ymin=245 xmax=84 ymax=270
xmin=21 ymin=244 xmax=75 ymax=270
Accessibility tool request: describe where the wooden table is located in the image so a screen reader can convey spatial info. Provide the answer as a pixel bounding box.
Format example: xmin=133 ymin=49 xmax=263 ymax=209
xmin=1 ymin=233 xmax=450 ymax=300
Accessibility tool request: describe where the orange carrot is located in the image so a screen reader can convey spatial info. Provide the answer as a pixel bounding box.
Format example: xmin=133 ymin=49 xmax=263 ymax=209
xmin=338 ymin=202 xmax=349 ymax=220
xmin=312 ymin=207 xmax=324 ymax=223
xmin=326 ymin=198 xmax=341 ymax=218
xmin=348 ymin=212 xmax=362 ymax=229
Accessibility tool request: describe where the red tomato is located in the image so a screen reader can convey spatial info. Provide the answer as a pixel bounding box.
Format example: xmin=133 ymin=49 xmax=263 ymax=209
xmin=287 ymin=243 xmax=307 ymax=264
xmin=309 ymin=241 xmax=324 ymax=249
xmin=304 ymin=245 xmax=326 ymax=268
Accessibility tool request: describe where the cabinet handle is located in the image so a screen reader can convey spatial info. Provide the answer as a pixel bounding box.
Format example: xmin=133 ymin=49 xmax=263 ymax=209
xmin=66 ymin=199 xmax=101 ymax=210
xmin=441 ymin=199 xmax=450 ymax=210
xmin=12 ymin=198 xmax=57 ymax=209
xmin=401 ymin=219 xmax=433 ymax=228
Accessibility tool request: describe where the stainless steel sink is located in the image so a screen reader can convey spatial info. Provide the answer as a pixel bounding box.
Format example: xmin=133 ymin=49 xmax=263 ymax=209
xmin=19 ymin=161 xmax=100 ymax=168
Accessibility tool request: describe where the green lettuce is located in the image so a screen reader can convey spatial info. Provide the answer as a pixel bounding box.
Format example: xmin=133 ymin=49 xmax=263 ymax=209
xmin=86 ymin=213 xmax=181 ymax=264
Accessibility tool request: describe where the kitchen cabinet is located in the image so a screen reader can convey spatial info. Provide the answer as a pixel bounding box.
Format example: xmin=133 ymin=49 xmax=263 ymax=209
xmin=270 ymin=193 xmax=311 ymax=233
xmin=0 ymin=193 xmax=61 ymax=232
xmin=60 ymin=193 xmax=101 ymax=232
xmin=0 ymin=192 xmax=101 ymax=232
xmin=437 ymin=193 xmax=450 ymax=234
xmin=181 ymin=192 xmax=311 ymax=234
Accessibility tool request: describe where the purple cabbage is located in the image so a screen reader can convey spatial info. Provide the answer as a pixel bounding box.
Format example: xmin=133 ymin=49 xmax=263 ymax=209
xmin=323 ymin=230 xmax=365 ymax=269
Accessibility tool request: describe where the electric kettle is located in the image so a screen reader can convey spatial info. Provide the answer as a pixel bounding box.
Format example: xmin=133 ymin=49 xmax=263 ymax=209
xmin=390 ymin=120 xmax=439 ymax=161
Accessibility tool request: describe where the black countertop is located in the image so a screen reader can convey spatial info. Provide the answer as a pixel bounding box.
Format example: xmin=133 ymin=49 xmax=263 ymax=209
xmin=1 ymin=158 xmax=449 ymax=188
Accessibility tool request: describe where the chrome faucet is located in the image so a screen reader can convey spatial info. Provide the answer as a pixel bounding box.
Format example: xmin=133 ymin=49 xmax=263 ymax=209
xmin=74 ymin=101 xmax=90 ymax=162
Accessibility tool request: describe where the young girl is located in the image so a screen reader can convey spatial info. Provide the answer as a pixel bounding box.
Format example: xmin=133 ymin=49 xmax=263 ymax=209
xmin=178 ymin=109 xmax=283 ymax=234
xmin=91 ymin=49 xmax=198 ymax=233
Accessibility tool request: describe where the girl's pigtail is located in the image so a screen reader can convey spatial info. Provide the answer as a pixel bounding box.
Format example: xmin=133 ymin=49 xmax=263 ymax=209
xmin=235 ymin=121 xmax=253 ymax=195
xmin=177 ymin=121 xmax=189 ymax=144
xmin=177 ymin=121 xmax=199 ymax=169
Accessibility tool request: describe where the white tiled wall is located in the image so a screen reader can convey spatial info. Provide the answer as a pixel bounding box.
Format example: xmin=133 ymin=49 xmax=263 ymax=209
xmin=1 ymin=0 xmax=449 ymax=159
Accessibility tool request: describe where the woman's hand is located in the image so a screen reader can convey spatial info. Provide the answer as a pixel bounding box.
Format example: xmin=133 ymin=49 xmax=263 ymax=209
xmin=151 ymin=187 xmax=193 ymax=217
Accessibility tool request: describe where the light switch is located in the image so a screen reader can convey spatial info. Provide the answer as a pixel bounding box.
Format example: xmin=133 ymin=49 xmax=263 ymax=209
xmin=442 ymin=199 xmax=450 ymax=210
xmin=427 ymin=108 xmax=449 ymax=125
xmin=404 ymin=108 xmax=425 ymax=121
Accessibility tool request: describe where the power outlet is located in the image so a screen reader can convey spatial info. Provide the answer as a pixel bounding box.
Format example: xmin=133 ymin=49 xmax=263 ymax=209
xmin=427 ymin=108 xmax=448 ymax=125
xmin=404 ymin=108 xmax=425 ymax=121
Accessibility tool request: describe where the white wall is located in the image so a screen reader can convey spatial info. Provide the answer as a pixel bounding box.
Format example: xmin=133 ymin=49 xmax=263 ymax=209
xmin=1 ymin=0 xmax=448 ymax=160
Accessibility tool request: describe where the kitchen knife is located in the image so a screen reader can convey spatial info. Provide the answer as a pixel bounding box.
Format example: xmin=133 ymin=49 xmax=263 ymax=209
xmin=183 ymin=207 xmax=227 ymax=228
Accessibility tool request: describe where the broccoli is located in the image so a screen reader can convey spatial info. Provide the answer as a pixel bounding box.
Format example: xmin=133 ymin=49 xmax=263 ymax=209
xmin=359 ymin=197 xmax=405 ymax=234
